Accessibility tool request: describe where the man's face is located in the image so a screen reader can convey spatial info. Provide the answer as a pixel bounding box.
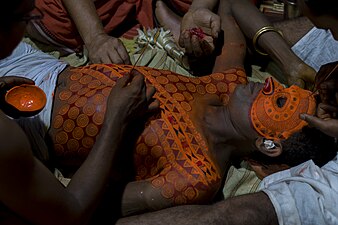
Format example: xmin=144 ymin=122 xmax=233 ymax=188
xmin=227 ymin=81 xmax=264 ymax=139
xmin=0 ymin=0 xmax=35 ymax=59
xmin=297 ymin=0 xmax=338 ymax=40
xmin=250 ymin=77 xmax=316 ymax=140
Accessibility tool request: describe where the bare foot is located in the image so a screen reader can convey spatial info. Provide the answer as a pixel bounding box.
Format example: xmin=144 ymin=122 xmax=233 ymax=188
xmin=155 ymin=0 xmax=181 ymax=43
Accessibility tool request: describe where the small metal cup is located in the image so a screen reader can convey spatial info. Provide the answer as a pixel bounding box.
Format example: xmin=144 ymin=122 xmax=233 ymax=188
xmin=284 ymin=0 xmax=301 ymax=19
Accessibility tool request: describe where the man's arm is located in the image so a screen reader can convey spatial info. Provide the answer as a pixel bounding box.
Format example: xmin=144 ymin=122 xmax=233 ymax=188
xmin=61 ymin=0 xmax=130 ymax=64
xmin=0 ymin=72 xmax=157 ymax=225
xmin=117 ymin=192 xmax=278 ymax=225
xmin=230 ymin=0 xmax=316 ymax=88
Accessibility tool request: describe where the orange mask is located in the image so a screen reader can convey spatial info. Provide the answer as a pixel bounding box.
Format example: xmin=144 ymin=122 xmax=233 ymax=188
xmin=250 ymin=77 xmax=316 ymax=140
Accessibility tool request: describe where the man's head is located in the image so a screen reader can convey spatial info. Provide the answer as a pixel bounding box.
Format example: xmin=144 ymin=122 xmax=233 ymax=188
xmin=253 ymin=126 xmax=337 ymax=168
xmin=250 ymin=77 xmax=316 ymax=140
xmin=226 ymin=77 xmax=315 ymax=145
xmin=0 ymin=0 xmax=35 ymax=59
xmin=297 ymin=0 xmax=338 ymax=40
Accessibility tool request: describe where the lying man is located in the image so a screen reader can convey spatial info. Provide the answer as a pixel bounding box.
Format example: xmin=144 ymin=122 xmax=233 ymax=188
xmin=2 ymin=2 xmax=337 ymax=220
xmin=0 ymin=1 xmax=159 ymax=225
xmin=117 ymin=0 xmax=338 ymax=224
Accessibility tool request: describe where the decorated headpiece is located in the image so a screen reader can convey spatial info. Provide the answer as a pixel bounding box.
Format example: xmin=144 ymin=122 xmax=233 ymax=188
xmin=250 ymin=77 xmax=316 ymax=140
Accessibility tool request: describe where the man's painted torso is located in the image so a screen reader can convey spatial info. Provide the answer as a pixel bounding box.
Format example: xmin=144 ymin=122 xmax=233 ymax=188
xmin=50 ymin=64 xmax=247 ymax=204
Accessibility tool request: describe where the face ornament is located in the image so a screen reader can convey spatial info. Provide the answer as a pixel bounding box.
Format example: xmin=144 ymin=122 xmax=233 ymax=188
xmin=250 ymin=77 xmax=316 ymax=140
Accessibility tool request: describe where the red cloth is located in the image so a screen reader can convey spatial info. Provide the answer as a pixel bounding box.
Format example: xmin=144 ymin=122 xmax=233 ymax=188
xmin=34 ymin=0 xmax=154 ymax=51
xmin=165 ymin=0 xmax=192 ymax=15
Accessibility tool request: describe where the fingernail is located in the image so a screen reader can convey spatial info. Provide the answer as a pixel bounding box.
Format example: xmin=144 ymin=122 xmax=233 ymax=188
xmin=299 ymin=114 xmax=305 ymax=120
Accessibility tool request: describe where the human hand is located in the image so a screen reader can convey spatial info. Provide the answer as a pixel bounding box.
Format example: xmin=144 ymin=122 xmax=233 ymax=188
xmin=301 ymin=103 xmax=338 ymax=138
xmin=0 ymin=76 xmax=35 ymax=91
xmin=179 ymin=8 xmax=220 ymax=57
xmin=105 ymin=70 xmax=159 ymax=124
xmin=285 ymin=62 xmax=316 ymax=90
xmin=299 ymin=72 xmax=338 ymax=138
xmin=316 ymin=79 xmax=338 ymax=107
xmin=86 ymin=33 xmax=131 ymax=65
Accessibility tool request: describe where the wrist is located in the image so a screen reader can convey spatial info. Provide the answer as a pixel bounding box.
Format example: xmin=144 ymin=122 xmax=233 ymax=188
xmin=83 ymin=30 xmax=106 ymax=47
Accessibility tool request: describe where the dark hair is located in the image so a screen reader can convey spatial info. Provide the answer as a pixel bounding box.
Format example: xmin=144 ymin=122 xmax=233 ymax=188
xmin=251 ymin=126 xmax=338 ymax=167
xmin=279 ymin=126 xmax=337 ymax=166
xmin=304 ymin=0 xmax=338 ymax=16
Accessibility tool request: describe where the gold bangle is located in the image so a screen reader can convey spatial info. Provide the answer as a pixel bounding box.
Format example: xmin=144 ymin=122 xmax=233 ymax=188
xmin=252 ymin=26 xmax=284 ymax=56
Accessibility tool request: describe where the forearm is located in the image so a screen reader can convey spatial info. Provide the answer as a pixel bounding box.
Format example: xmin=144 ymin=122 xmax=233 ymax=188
xmin=117 ymin=192 xmax=278 ymax=225
xmin=62 ymin=0 xmax=104 ymax=45
xmin=231 ymin=0 xmax=299 ymax=70
xmin=121 ymin=180 xmax=172 ymax=216
xmin=66 ymin=116 xmax=126 ymax=217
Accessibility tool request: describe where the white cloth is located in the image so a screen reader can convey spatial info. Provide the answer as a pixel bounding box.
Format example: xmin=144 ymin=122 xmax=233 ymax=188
xmin=260 ymin=155 xmax=338 ymax=225
xmin=0 ymin=41 xmax=68 ymax=128
xmin=260 ymin=28 xmax=338 ymax=225
xmin=0 ymin=42 xmax=68 ymax=160
xmin=292 ymin=27 xmax=338 ymax=72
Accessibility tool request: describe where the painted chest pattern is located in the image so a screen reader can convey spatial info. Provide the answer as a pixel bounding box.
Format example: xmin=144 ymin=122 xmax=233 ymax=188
xmin=51 ymin=64 xmax=247 ymax=203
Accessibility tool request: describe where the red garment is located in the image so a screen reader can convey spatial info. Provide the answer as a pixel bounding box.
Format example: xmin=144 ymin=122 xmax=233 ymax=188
xmin=164 ymin=0 xmax=191 ymax=15
xmin=34 ymin=0 xmax=154 ymax=51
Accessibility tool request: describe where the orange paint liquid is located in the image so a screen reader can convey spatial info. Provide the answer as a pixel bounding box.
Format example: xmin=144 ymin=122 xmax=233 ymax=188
xmin=5 ymin=85 xmax=46 ymax=112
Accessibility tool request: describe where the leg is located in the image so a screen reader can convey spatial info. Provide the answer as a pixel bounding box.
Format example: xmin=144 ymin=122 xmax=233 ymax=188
xmin=155 ymin=0 xmax=182 ymax=43
xmin=212 ymin=0 xmax=247 ymax=73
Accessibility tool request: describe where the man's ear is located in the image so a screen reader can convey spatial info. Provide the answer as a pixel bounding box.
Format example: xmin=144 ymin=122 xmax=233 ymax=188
xmin=255 ymin=137 xmax=282 ymax=157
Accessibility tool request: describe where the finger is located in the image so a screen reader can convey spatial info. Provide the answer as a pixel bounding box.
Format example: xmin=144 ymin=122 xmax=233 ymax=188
xmin=116 ymin=43 xmax=131 ymax=65
xmin=108 ymin=49 xmax=124 ymax=65
xmin=89 ymin=53 xmax=103 ymax=64
xmin=201 ymin=38 xmax=214 ymax=56
xmin=300 ymin=113 xmax=331 ymax=131
xmin=178 ymin=33 xmax=185 ymax=48
xmin=319 ymin=103 xmax=338 ymax=113
xmin=98 ymin=53 xmax=112 ymax=64
xmin=320 ymin=79 xmax=338 ymax=91
xmin=3 ymin=77 xmax=35 ymax=87
xmin=145 ymin=85 xmax=156 ymax=102
xmin=128 ymin=70 xmax=146 ymax=90
xmin=147 ymin=99 xmax=160 ymax=112
xmin=302 ymin=115 xmax=338 ymax=138
xmin=116 ymin=72 xmax=132 ymax=87
xmin=183 ymin=31 xmax=193 ymax=55
xmin=191 ymin=35 xmax=203 ymax=57
xmin=210 ymin=15 xmax=221 ymax=38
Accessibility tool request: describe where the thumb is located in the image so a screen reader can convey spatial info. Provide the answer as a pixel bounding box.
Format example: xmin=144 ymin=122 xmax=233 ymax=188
xmin=300 ymin=113 xmax=325 ymax=129
xmin=116 ymin=72 xmax=132 ymax=87
xmin=210 ymin=14 xmax=221 ymax=38
xmin=300 ymin=113 xmax=338 ymax=138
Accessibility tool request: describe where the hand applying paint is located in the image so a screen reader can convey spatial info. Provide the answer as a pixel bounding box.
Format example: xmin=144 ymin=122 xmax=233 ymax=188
xmin=300 ymin=61 xmax=338 ymax=138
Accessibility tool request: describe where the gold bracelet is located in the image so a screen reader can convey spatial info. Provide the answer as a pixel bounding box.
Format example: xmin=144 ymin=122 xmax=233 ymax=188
xmin=252 ymin=26 xmax=284 ymax=56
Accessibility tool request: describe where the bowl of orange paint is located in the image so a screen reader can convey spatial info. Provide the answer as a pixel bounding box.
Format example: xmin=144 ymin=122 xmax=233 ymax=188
xmin=4 ymin=84 xmax=46 ymax=117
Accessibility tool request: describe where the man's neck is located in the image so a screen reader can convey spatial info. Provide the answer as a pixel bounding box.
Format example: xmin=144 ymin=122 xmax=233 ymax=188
xmin=190 ymin=102 xmax=244 ymax=174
